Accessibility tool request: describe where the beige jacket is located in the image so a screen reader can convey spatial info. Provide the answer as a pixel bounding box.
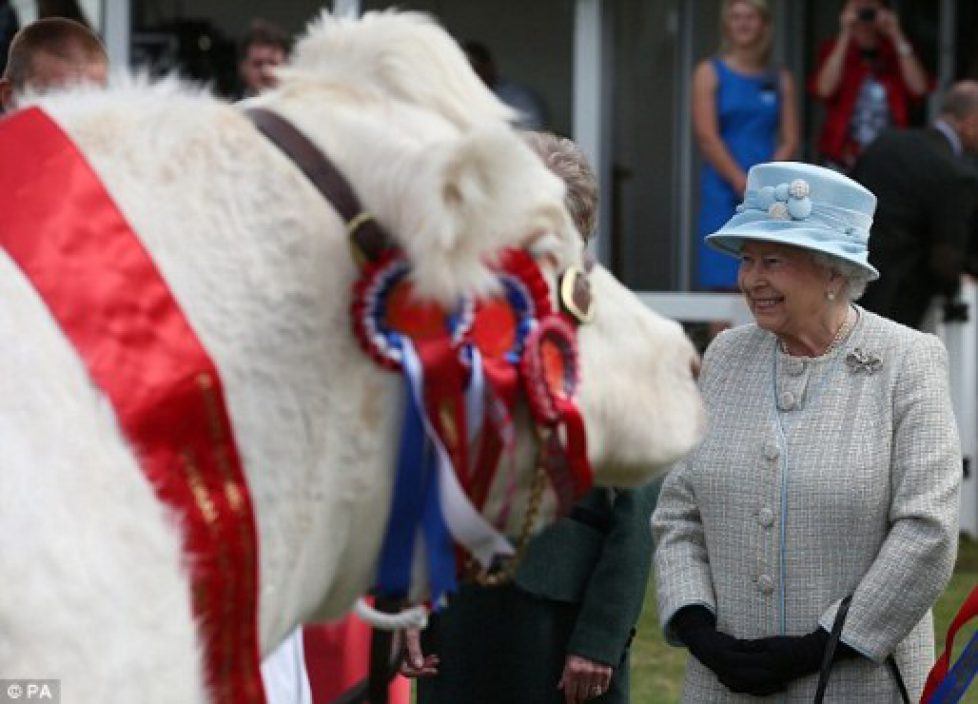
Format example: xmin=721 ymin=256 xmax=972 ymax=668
xmin=653 ymin=309 xmax=961 ymax=703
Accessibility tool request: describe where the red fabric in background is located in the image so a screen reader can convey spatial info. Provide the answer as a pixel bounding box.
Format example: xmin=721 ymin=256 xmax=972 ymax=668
xmin=809 ymin=38 xmax=925 ymax=166
xmin=303 ymin=617 xmax=410 ymax=704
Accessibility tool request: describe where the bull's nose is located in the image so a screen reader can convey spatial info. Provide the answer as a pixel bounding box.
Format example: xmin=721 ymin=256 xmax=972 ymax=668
xmin=691 ymin=354 xmax=701 ymax=381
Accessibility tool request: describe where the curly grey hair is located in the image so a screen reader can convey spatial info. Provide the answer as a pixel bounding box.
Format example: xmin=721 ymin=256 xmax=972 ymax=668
xmin=812 ymin=252 xmax=872 ymax=301
xmin=521 ymin=131 xmax=598 ymax=243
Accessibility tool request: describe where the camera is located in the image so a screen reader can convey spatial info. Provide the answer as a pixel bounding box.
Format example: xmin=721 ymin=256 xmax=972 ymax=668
xmin=858 ymin=7 xmax=878 ymax=22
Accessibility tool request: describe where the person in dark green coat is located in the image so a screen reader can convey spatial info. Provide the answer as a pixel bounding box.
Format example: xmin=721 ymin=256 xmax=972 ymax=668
xmin=402 ymin=132 xmax=661 ymax=704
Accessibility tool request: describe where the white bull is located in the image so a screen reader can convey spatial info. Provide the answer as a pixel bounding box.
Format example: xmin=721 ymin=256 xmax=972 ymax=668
xmin=0 ymin=9 xmax=703 ymax=703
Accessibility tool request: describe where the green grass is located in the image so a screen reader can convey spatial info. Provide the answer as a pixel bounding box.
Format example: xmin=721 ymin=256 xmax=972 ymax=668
xmin=631 ymin=535 xmax=978 ymax=703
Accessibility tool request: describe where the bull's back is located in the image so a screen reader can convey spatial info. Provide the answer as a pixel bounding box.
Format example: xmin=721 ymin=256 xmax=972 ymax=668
xmin=31 ymin=84 xmax=403 ymax=645
xmin=0 ymin=246 xmax=207 ymax=701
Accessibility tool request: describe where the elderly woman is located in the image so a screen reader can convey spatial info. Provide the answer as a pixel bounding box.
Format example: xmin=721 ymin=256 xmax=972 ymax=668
xmin=653 ymin=161 xmax=960 ymax=702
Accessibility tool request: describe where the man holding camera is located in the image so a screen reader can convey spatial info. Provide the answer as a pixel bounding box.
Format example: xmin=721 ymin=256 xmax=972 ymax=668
xmin=851 ymin=81 xmax=978 ymax=330
xmin=812 ymin=0 xmax=929 ymax=172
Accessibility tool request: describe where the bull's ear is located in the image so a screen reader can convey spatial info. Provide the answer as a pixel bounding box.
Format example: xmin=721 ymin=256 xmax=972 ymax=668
xmin=402 ymin=124 xmax=571 ymax=304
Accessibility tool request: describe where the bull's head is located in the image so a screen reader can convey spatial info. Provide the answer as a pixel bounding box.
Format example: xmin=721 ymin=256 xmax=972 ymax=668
xmin=275 ymin=9 xmax=705 ymax=593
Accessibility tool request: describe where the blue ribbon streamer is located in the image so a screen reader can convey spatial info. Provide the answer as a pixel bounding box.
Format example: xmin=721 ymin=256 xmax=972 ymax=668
xmin=931 ymin=631 xmax=978 ymax=703
xmin=374 ymin=340 xmax=458 ymax=604
xmin=420 ymin=454 xmax=458 ymax=606
xmin=374 ymin=366 xmax=427 ymax=598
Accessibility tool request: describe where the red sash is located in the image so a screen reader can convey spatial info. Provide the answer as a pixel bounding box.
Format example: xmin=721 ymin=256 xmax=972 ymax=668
xmin=0 ymin=107 xmax=265 ymax=703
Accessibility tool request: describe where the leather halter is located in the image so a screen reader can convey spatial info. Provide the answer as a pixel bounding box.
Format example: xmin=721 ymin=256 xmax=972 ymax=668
xmin=245 ymin=107 xmax=392 ymax=263
xmin=245 ymin=106 xmax=594 ymax=323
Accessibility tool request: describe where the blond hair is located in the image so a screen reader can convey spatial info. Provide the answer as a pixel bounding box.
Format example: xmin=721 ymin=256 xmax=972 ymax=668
xmin=718 ymin=0 xmax=773 ymax=65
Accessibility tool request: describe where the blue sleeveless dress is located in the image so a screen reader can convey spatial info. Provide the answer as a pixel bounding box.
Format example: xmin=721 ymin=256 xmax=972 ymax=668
xmin=697 ymin=57 xmax=781 ymax=289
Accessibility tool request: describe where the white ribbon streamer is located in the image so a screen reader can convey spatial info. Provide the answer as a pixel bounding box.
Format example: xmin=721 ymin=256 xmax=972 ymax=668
xmin=354 ymin=597 xmax=429 ymax=631
xmin=401 ymin=341 xmax=515 ymax=567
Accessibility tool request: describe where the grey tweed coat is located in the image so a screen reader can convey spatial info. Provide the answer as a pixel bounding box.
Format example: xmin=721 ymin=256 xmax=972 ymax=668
xmin=653 ymin=309 xmax=961 ymax=703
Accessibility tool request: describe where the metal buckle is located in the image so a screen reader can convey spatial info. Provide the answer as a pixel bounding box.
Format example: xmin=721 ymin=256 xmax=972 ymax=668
xmin=347 ymin=212 xmax=375 ymax=266
xmin=559 ymin=265 xmax=594 ymax=324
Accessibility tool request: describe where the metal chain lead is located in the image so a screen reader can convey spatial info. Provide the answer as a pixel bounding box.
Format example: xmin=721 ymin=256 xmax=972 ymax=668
xmin=465 ymin=448 xmax=549 ymax=587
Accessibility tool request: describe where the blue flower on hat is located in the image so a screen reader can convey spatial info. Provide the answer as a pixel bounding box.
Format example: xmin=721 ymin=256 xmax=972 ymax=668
xmin=789 ymin=179 xmax=810 ymax=199
xmin=766 ymin=179 xmax=812 ymax=221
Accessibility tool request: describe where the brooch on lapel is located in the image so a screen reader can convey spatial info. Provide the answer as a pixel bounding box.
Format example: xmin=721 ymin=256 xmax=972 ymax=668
xmin=845 ymin=348 xmax=883 ymax=374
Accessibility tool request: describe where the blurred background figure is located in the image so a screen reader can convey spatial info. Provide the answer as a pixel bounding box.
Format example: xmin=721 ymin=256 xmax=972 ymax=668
xmin=0 ymin=0 xmax=19 ymax=76
xmin=464 ymin=40 xmax=548 ymax=130
xmin=238 ymin=18 xmax=290 ymax=98
xmin=692 ymin=0 xmax=798 ymax=291
xmin=853 ymin=80 xmax=978 ymax=330
xmin=811 ymin=0 xmax=929 ymax=172
xmin=0 ymin=16 xmax=107 ymax=112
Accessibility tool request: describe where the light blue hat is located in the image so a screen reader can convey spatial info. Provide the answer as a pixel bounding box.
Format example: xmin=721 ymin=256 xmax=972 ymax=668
xmin=705 ymin=161 xmax=880 ymax=280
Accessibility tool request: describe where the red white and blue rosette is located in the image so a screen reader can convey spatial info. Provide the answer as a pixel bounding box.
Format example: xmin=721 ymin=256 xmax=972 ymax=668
xmin=352 ymin=247 xmax=592 ymax=603
xmin=520 ymin=312 xmax=592 ymax=513
xmin=351 ymin=253 xmax=473 ymax=371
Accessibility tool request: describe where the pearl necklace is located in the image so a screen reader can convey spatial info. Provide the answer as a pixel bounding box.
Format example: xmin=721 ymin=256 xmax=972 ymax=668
xmin=822 ymin=307 xmax=857 ymax=355
xmin=779 ymin=306 xmax=857 ymax=357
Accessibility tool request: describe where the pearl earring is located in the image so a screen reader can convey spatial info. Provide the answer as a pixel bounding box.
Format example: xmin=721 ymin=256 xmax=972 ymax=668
xmin=826 ymin=290 xmax=836 ymax=301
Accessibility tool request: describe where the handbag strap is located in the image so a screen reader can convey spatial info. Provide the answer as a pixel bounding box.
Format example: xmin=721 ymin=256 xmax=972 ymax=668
xmin=814 ymin=595 xmax=910 ymax=704
xmin=888 ymin=655 xmax=911 ymax=704
xmin=815 ymin=595 xmax=852 ymax=703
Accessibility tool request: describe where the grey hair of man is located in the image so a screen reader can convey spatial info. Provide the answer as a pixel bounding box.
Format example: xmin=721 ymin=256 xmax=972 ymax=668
xmin=812 ymin=251 xmax=871 ymax=301
xmin=939 ymin=80 xmax=978 ymax=120
xmin=521 ymin=131 xmax=599 ymax=243
xmin=937 ymin=80 xmax=978 ymax=155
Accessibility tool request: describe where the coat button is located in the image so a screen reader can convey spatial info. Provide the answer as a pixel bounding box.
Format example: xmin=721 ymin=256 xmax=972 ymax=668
xmin=785 ymin=359 xmax=805 ymax=376
xmin=779 ymin=391 xmax=796 ymax=410
xmin=762 ymin=442 xmax=780 ymax=460
xmin=757 ymin=574 xmax=775 ymax=595
xmin=758 ymin=508 xmax=775 ymax=527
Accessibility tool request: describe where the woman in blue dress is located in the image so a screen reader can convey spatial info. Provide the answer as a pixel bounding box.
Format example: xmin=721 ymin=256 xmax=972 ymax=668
xmin=693 ymin=0 xmax=799 ymax=289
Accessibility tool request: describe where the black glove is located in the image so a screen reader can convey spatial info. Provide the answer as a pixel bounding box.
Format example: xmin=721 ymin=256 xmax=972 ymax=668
xmin=748 ymin=628 xmax=858 ymax=682
xmin=672 ymin=606 xmax=786 ymax=697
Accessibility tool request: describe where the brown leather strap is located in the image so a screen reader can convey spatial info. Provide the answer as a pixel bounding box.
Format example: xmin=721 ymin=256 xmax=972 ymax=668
xmin=244 ymin=107 xmax=392 ymax=262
